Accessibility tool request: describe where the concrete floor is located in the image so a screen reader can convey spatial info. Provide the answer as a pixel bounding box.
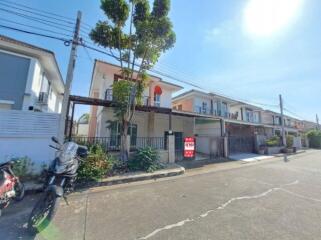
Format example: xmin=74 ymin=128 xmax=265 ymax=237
xmin=1 ymin=150 xmax=321 ymax=240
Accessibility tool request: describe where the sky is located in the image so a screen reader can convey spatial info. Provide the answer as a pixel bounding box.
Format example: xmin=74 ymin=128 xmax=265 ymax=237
xmin=1 ymin=0 xmax=320 ymax=122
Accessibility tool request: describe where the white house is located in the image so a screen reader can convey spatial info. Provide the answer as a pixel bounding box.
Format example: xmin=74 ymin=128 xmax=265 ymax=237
xmin=0 ymin=34 xmax=64 ymax=113
xmin=0 ymin=35 xmax=65 ymax=170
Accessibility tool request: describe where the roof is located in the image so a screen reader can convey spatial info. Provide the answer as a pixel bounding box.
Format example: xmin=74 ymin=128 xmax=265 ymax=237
xmin=89 ymin=59 xmax=183 ymax=95
xmin=173 ymin=89 xmax=238 ymax=104
xmin=0 ymin=34 xmax=64 ymax=93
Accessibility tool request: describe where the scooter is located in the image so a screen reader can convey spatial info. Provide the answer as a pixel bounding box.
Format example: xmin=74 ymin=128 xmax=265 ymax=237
xmin=0 ymin=160 xmax=25 ymax=216
xmin=28 ymin=136 xmax=88 ymax=233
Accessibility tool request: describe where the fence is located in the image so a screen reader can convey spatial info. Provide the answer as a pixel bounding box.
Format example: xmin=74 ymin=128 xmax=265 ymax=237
xmin=0 ymin=110 xmax=60 ymax=171
xmin=71 ymin=136 xmax=166 ymax=151
xmin=195 ymin=136 xmax=224 ymax=159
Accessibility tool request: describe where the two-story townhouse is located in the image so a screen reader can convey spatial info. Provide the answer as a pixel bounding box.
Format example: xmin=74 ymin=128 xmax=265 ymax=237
xmin=172 ymin=90 xmax=272 ymax=154
xmin=0 ymin=35 xmax=64 ymax=113
xmin=87 ymin=60 xmax=195 ymax=154
xmin=262 ymin=110 xmax=303 ymax=136
xmin=172 ymin=89 xmax=237 ymax=118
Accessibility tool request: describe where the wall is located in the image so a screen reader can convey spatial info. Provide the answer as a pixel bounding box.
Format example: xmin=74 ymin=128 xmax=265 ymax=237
xmin=97 ymin=108 xmax=194 ymax=138
xmin=0 ymin=50 xmax=30 ymax=110
xmin=173 ymin=98 xmax=194 ymax=111
xmin=0 ymin=110 xmax=60 ymax=171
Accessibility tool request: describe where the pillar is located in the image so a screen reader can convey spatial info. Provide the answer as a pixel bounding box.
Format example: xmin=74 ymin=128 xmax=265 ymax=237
xmin=223 ymin=136 xmax=228 ymax=158
xmin=168 ymin=135 xmax=175 ymax=163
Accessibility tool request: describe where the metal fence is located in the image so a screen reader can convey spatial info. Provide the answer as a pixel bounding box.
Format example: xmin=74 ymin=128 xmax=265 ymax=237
xmin=71 ymin=136 xmax=166 ymax=151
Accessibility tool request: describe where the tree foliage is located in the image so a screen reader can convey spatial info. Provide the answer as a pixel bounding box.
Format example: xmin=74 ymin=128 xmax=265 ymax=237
xmin=90 ymin=0 xmax=176 ymax=161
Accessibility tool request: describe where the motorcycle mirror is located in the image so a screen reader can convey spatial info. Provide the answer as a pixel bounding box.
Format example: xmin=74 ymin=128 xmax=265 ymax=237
xmin=51 ymin=136 xmax=60 ymax=144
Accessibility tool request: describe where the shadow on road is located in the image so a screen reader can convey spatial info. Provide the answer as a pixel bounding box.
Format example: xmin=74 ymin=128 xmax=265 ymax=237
xmin=0 ymin=194 xmax=40 ymax=240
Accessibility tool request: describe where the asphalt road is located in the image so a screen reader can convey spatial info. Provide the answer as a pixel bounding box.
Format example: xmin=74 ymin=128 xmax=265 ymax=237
xmin=1 ymin=150 xmax=321 ymax=240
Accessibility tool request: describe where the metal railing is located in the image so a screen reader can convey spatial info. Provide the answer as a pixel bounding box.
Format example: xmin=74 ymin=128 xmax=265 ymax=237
xmin=71 ymin=136 xmax=166 ymax=151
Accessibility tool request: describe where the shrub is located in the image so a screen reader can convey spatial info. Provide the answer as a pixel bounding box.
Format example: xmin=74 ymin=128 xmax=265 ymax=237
xmin=266 ymin=136 xmax=280 ymax=147
xmin=128 ymin=147 xmax=163 ymax=173
xmin=307 ymin=130 xmax=321 ymax=148
xmin=77 ymin=144 xmax=116 ymax=181
xmin=11 ymin=156 xmax=35 ymax=181
xmin=286 ymin=135 xmax=294 ymax=148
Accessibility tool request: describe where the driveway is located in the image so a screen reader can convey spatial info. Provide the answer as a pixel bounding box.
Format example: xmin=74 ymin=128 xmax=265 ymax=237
xmin=1 ymin=150 xmax=321 ymax=240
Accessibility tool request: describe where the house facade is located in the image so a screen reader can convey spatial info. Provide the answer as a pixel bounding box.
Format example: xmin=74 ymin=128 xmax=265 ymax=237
xmin=261 ymin=110 xmax=304 ymax=136
xmin=88 ymin=60 xmax=195 ymax=159
xmin=0 ymin=35 xmax=64 ymax=113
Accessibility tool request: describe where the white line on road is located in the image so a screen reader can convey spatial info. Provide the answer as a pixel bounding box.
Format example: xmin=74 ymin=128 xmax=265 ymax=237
xmin=137 ymin=180 xmax=301 ymax=240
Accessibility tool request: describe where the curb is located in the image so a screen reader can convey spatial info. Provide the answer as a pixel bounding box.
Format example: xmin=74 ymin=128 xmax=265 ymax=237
xmin=96 ymin=166 xmax=185 ymax=187
xmin=24 ymin=165 xmax=186 ymax=193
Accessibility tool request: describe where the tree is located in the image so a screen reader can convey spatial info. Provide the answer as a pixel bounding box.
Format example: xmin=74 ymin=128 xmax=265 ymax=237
xmin=90 ymin=0 xmax=176 ymax=161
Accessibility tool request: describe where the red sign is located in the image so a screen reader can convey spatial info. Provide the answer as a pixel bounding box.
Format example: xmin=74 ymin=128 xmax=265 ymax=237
xmin=184 ymin=137 xmax=196 ymax=158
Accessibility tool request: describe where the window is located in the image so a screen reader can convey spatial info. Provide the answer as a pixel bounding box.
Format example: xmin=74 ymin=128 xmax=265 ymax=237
xmin=105 ymin=89 xmax=113 ymax=101
xmin=178 ymin=104 xmax=182 ymax=110
xmin=221 ymin=102 xmax=228 ymax=117
xmin=202 ymin=102 xmax=207 ymax=114
xmin=110 ymin=122 xmax=138 ymax=146
xmin=154 ymin=94 xmax=161 ymax=107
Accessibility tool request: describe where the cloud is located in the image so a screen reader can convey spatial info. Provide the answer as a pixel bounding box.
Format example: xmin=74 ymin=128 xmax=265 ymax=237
xmin=204 ymin=20 xmax=236 ymax=44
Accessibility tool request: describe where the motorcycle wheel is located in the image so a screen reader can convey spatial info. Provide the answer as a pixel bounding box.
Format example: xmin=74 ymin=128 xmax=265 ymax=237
xmin=13 ymin=182 xmax=25 ymax=201
xmin=28 ymin=191 xmax=59 ymax=233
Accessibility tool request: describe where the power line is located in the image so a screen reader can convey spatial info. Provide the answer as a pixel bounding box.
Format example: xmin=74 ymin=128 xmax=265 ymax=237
xmin=0 ymin=0 xmax=75 ymax=21
xmin=0 ymin=1 xmax=75 ymax=25
xmin=0 ymin=7 xmax=75 ymax=32
xmin=0 ymin=17 xmax=73 ymax=38
xmin=0 ymin=24 xmax=71 ymax=43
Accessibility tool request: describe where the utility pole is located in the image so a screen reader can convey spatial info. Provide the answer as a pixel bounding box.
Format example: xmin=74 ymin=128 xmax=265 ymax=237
xmin=279 ymin=94 xmax=288 ymax=162
xmin=316 ymin=114 xmax=320 ymax=130
xmin=58 ymin=11 xmax=82 ymax=142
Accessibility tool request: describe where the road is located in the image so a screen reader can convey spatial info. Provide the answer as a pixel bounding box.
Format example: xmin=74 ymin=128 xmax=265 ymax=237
xmin=1 ymin=150 xmax=321 ymax=240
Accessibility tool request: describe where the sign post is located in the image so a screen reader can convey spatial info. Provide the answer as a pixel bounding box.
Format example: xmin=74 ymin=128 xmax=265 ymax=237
xmin=184 ymin=137 xmax=196 ymax=159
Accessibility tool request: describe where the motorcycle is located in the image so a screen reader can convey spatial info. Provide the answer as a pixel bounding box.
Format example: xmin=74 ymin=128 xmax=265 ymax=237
xmin=0 ymin=160 xmax=25 ymax=216
xmin=28 ymin=136 xmax=88 ymax=233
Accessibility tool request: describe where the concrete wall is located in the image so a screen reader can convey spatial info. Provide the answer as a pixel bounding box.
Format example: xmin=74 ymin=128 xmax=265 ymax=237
xmin=0 ymin=110 xmax=60 ymax=171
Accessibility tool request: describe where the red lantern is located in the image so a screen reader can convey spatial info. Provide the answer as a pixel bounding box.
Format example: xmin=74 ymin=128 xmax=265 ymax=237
xmin=154 ymin=85 xmax=162 ymax=95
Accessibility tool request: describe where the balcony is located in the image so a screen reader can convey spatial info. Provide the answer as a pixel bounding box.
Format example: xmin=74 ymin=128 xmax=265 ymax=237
xmin=104 ymin=89 xmax=159 ymax=107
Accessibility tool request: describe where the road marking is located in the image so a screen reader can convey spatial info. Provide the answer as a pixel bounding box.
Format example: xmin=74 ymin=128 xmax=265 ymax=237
xmin=137 ymin=180 xmax=300 ymax=240
xmin=138 ymin=219 xmax=194 ymax=240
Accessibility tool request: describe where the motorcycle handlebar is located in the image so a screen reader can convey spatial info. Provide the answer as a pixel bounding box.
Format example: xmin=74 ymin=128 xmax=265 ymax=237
xmin=49 ymin=145 xmax=60 ymax=151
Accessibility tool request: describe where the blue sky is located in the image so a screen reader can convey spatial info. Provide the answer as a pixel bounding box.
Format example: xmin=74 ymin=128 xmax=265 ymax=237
xmin=1 ymin=0 xmax=320 ymax=121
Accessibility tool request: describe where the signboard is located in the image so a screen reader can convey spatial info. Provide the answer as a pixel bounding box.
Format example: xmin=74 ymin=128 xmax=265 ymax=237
xmin=184 ymin=137 xmax=196 ymax=158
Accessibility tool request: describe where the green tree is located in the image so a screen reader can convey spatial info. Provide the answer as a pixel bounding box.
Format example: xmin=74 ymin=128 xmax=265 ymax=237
xmin=90 ymin=0 xmax=176 ymax=161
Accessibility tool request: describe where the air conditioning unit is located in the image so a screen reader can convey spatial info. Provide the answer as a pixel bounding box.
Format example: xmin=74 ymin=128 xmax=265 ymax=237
xmin=38 ymin=92 xmax=48 ymax=104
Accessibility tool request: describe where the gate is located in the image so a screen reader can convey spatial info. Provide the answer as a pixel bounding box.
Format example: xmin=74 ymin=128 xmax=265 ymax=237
xmin=228 ymin=136 xmax=255 ymax=153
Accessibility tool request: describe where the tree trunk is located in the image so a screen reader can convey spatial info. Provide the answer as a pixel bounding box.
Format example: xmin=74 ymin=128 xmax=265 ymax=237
xmin=120 ymin=119 xmax=129 ymax=162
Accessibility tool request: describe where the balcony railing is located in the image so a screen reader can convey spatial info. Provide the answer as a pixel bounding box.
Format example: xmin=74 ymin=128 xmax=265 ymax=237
xmin=105 ymin=89 xmax=159 ymax=107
